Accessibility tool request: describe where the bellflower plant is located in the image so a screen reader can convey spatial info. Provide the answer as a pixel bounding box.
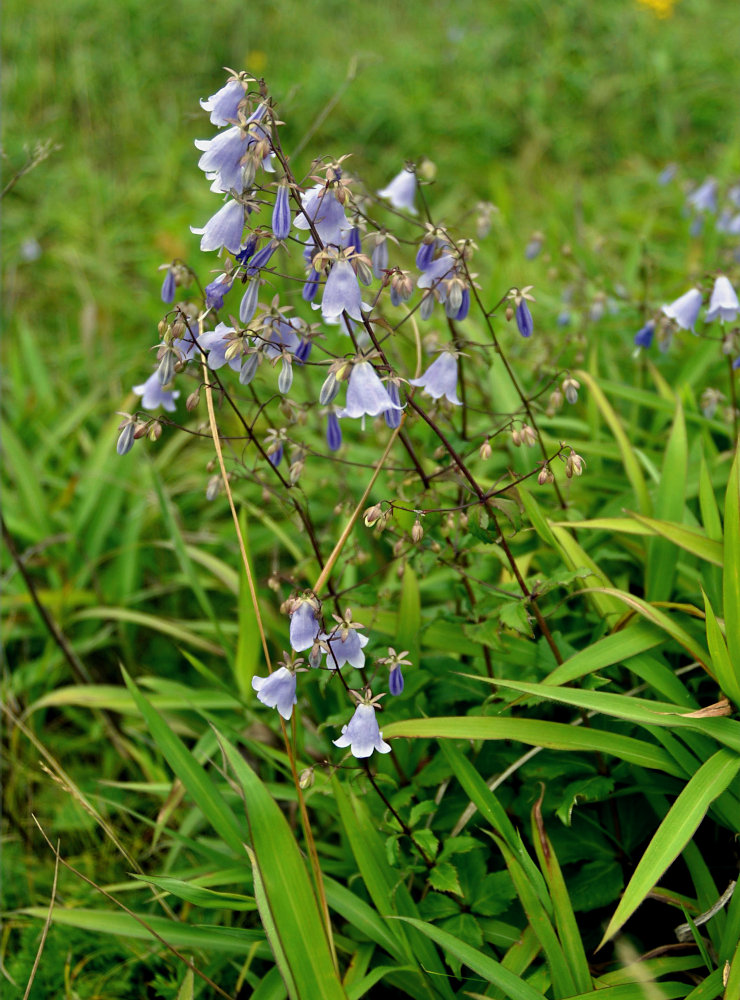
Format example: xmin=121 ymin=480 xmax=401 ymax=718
xmin=321 ymin=609 xmax=369 ymax=669
xmin=320 ymin=253 xmax=364 ymax=323
xmin=191 ymin=199 xmax=245 ymax=253
xmin=662 ymin=288 xmax=703 ymax=331
xmin=289 ymin=596 xmax=321 ymax=652
xmin=200 ymin=75 xmax=247 ymax=126
xmin=378 ymin=167 xmax=418 ymax=215
xmin=133 ymin=373 xmax=180 ymax=412
xmin=333 ymin=694 xmax=391 ymax=759
xmin=409 ymin=350 xmax=462 ymax=405
xmin=198 ymin=323 xmax=242 ymax=372
xmin=338 ymin=360 xmax=403 ymax=419
xmin=706 ymin=275 xmax=739 ymax=323
xmin=252 ymin=664 xmax=297 ymax=721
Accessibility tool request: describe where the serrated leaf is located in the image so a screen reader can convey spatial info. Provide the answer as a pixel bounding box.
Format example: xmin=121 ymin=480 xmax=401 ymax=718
xmin=472 ymin=871 xmax=518 ymax=918
xmin=499 ymin=600 xmax=535 ymax=638
xmin=567 ymin=860 xmax=624 ymax=913
xmin=429 ymin=861 xmax=463 ymax=895
xmin=556 ymin=776 xmax=615 ymax=826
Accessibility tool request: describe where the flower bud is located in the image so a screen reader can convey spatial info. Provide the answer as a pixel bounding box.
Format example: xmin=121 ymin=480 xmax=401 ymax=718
xmin=289 ymin=459 xmax=304 ymax=485
xmin=355 ymin=258 xmax=374 ymax=287
xmin=148 ymin=420 xmax=162 ymax=442
xmin=505 ymin=305 xmax=514 ymax=322
xmin=278 ymin=357 xmax=293 ymax=394
xmin=319 ymin=372 xmax=339 ymax=405
xmin=562 ymin=377 xmax=580 ymax=404
xmin=206 ymin=475 xmax=221 ymax=500
xmin=156 ymin=349 xmax=176 ymax=386
xmin=240 ymin=352 xmax=260 ymax=385
xmin=308 ymin=642 xmax=323 ymax=669
xmin=538 ymin=465 xmax=554 ymax=485
xmin=393 ymin=539 xmax=405 ymax=557
xmin=363 ymin=503 xmax=383 ymax=527
xmin=565 ymin=452 xmax=585 ymax=478
xmin=411 ymin=517 xmax=424 ymax=543
xmin=520 ymin=424 xmax=537 ymax=447
xmin=479 ymin=439 xmax=492 ymax=460
xmin=511 ymin=428 xmax=522 ymax=447
xmin=299 ymin=768 xmax=315 ymax=790
xmin=548 ymin=388 xmax=564 ymax=415
xmin=116 ymin=422 xmax=135 ymax=456
xmin=186 ymin=390 xmax=200 ymax=411
xmin=419 ymin=291 xmax=435 ymax=320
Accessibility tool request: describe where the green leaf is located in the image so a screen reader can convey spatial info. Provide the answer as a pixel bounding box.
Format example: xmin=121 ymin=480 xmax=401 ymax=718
xmin=567 ymin=860 xmax=624 ymax=912
xmin=628 ymin=512 xmax=723 ymax=567
xmin=19 ymin=906 xmax=268 ymax=955
xmin=216 ymin=731 xmax=348 ymax=1000
xmin=383 ymin=716 xmax=683 ymax=777
xmin=575 ymin=369 xmax=651 ymax=515
xmin=395 ymin=917 xmax=548 ymax=1000
xmin=121 ymin=669 xmax=245 ymax=855
xmin=723 ymin=452 xmax=740 ymax=678
xmin=601 ymin=749 xmax=740 ymax=946
xmin=395 ymin=564 xmax=421 ymax=671
xmin=131 ymin=873 xmax=256 ymax=910
xmin=499 ymin=600 xmax=535 ymax=638
xmin=703 ymin=589 xmax=740 ymax=706
xmin=646 ymin=399 xmax=687 ymax=601
xmin=544 ymin=621 xmax=663 ymax=686
xmin=556 ymin=776 xmax=615 ymax=826
xmin=235 ymin=505 xmax=261 ymax=695
xmin=428 ymin=862 xmax=462 ymax=896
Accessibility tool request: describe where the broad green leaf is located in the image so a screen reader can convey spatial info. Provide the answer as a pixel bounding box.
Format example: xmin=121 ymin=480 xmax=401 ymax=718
xmin=601 ymin=750 xmax=740 ymax=945
xmin=489 ymin=679 xmax=740 ymax=756
xmin=544 ymin=621 xmax=663 ymax=686
xmin=20 ymin=906 xmax=268 ymax=955
xmin=703 ymin=590 xmax=740 ymax=706
xmin=628 ymin=512 xmax=723 ymax=567
xmin=382 ymin=716 xmax=683 ymax=776
xmin=583 ymin=588 xmax=711 ymax=671
xmin=723 ymin=452 xmax=740 ymax=678
xmin=575 ymin=369 xmax=651 ymax=515
xmin=216 ymin=732 xmax=348 ymax=1000
xmin=122 ymin=669 xmax=245 ymax=855
xmin=77 ymin=607 xmax=224 ymax=655
xmin=396 ymin=917 xmax=547 ymax=1000
xmin=131 ymin=873 xmax=256 ymax=910
xmin=29 ymin=683 xmax=240 ymax=715
xmin=646 ymin=399 xmax=687 ymax=601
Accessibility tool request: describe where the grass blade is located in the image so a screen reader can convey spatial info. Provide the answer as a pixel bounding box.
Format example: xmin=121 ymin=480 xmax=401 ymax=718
xmin=646 ymin=399 xmax=687 ymax=601
xmin=600 ymin=749 xmax=740 ymax=946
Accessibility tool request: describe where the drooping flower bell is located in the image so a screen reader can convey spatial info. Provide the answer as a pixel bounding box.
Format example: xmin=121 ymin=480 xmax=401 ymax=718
xmin=198 ymin=323 xmax=242 ymax=372
xmin=272 ymin=181 xmax=292 ymax=240
xmin=409 ymin=350 xmax=462 ymax=405
xmin=204 ymin=274 xmax=233 ymax=310
xmin=321 ymin=609 xmax=369 ymax=670
xmin=337 ymin=359 xmax=403 ymax=420
xmin=289 ymin=595 xmax=321 ymax=652
xmin=508 ymin=286 xmax=535 ymax=337
xmin=333 ymin=690 xmax=391 ymax=759
xmin=326 ymin=410 xmax=342 ymax=451
xmin=706 ymin=276 xmax=739 ymax=323
xmin=252 ymin=659 xmax=298 ymax=721
xmin=320 ymin=252 xmax=364 ymax=323
xmin=191 ymin=199 xmax=245 ymax=254
xmin=378 ymin=167 xmax=418 ymax=215
xmin=634 ymin=320 xmax=655 ymax=349
xmin=133 ymin=372 xmax=180 ymax=412
xmin=160 ymin=267 xmax=176 ymax=304
xmin=200 ymin=76 xmax=247 ymax=126
xmin=662 ymin=288 xmax=702 ymax=332
xmin=294 ymin=184 xmax=351 ymax=245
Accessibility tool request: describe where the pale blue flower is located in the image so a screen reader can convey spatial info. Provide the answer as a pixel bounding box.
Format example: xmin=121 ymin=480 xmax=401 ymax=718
xmin=337 ymin=361 xmax=402 ymax=419
xmin=321 ymin=627 xmax=369 ymax=669
xmin=687 ymin=177 xmax=718 ymax=214
xmin=195 ymin=126 xmax=249 ymax=194
xmin=198 ymin=322 xmax=241 ymax=371
xmin=252 ymin=666 xmax=296 ymax=720
xmin=384 ymin=381 xmax=403 ymax=429
xmin=161 ymin=268 xmax=176 ymax=303
xmin=417 ymin=253 xmax=456 ymax=301
xmin=378 ymin=168 xmax=418 ymax=215
xmin=133 ymin=372 xmax=180 ymax=412
xmin=321 ymin=258 xmax=363 ymax=323
xmin=191 ymin=199 xmax=244 ymax=253
xmin=290 ymin=599 xmax=320 ymax=651
xmin=662 ymin=288 xmax=702 ymax=332
xmin=294 ymin=185 xmax=351 ymax=245
xmin=333 ymin=703 xmax=391 ymax=758
xmin=409 ymin=352 xmax=461 ymax=405
xmin=706 ymin=276 xmax=739 ymax=323
xmin=200 ymin=79 xmax=244 ymax=126
xmin=272 ymin=183 xmax=292 ymax=240
xmin=205 ymin=274 xmax=232 ymax=310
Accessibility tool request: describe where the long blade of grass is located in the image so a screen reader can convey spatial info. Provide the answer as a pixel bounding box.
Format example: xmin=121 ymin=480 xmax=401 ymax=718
xmin=382 ymin=716 xmax=683 ymax=776
xmin=628 ymin=513 xmax=723 ymax=567
xmin=544 ymin=620 xmax=663 ymax=686
xmin=216 ymin=731 xmax=348 ymax=1000
xmin=395 ymin=917 xmax=547 ymax=1000
xmin=722 ymin=451 xmax=740 ymax=682
xmin=121 ymin=669 xmax=245 ymax=855
xmin=530 ymin=797 xmax=592 ymax=993
xmin=600 ymin=749 xmax=740 ymax=946
xmin=646 ymin=400 xmax=687 ymax=601
xmin=703 ymin=590 xmax=740 ymax=706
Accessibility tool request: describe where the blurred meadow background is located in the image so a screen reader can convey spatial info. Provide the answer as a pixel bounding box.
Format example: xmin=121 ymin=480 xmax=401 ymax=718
xmin=4 ymin=0 xmax=740 ymax=997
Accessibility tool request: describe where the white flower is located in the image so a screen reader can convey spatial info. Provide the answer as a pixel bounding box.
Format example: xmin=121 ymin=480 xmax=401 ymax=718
xmin=661 ymin=288 xmax=702 ymax=332
xmin=409 ymin=352 xmax=462 ymax=405
xmin=252 ymin=667 xmax=297 ymax=721
xmin=337 ymin=361 xmax=402 ymax=419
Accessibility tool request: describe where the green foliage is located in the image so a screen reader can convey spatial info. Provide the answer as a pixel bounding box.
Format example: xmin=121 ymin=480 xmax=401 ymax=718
xmin=4 ymin=1 xmax=740 ymax=997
